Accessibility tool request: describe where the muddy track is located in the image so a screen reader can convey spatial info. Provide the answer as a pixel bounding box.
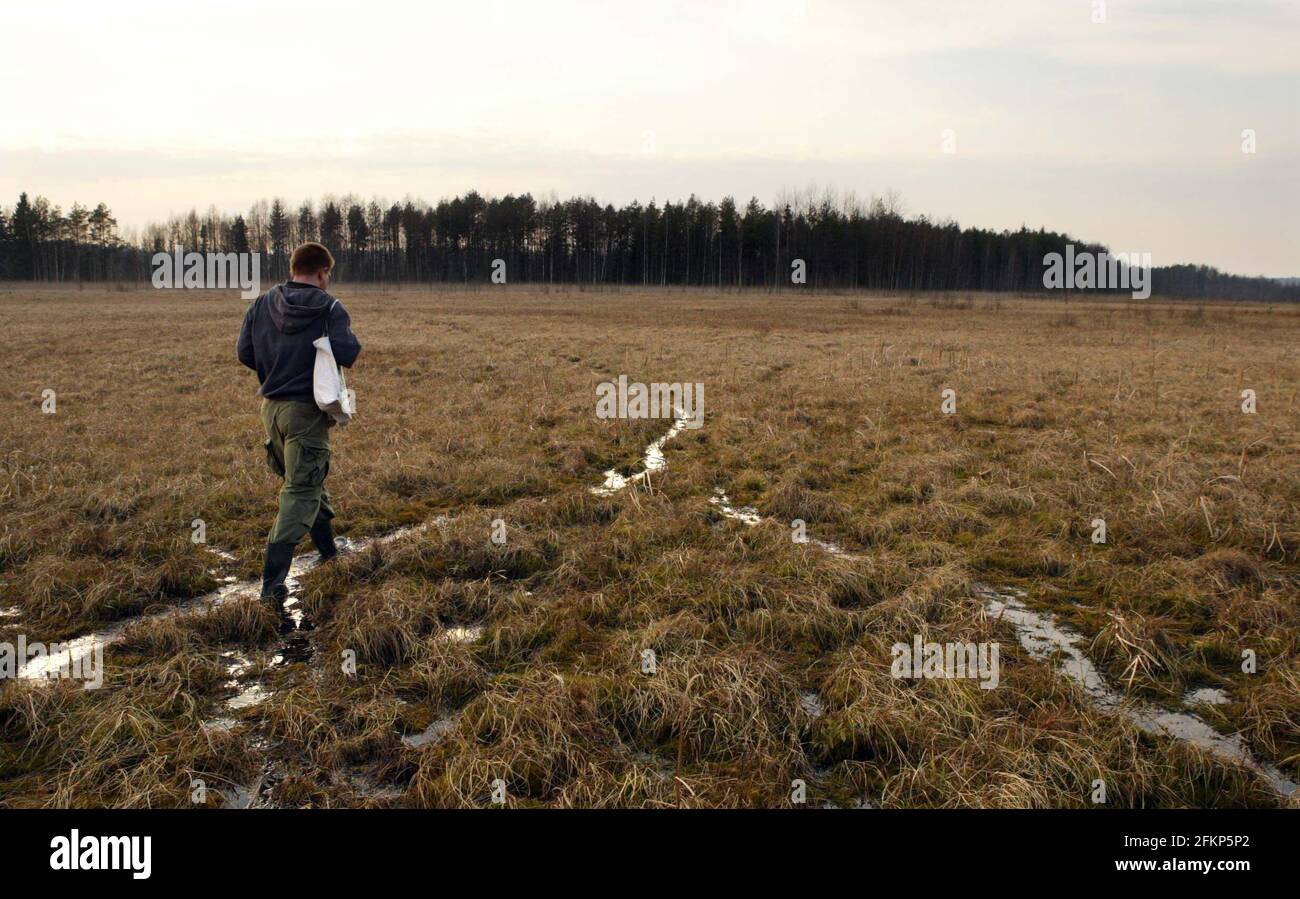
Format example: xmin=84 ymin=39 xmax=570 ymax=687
xmin=978 ymin=585 xmax=1297 ymax=797
xmin=709 ymin=493 xmax=1296 ymax=799
xmin=208 ymin=523 xmax=453 ymax=808
xmin=15 ymin=527 xmax=432 ymax=682
xmin=12 ymin=522 xmax=443 ymax=807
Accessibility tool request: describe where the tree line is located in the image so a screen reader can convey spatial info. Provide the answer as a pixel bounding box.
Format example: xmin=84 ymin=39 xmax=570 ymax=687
xmin=0 ymin=193 xmax=123 ymax=281
xmin=1 ymin=189 xmax=1295 ymax=302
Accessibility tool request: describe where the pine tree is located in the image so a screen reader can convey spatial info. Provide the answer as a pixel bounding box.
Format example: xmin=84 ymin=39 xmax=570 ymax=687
xmin=10 ymin=193 xmax=37 ymax=279
xmin=231 ymin=215 xmax=250 ymax=255
xmin=319 ymin=202 xmax=343 ymax=253
xmin=269 ymin=199 xmax=290 ymax=279
xmin=296 ymin=202 xmax=317 ymax=244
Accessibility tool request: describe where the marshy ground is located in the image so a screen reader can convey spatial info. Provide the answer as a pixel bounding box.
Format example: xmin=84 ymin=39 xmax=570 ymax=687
xmin=1 ymin=284 xmax=1297 ymax=808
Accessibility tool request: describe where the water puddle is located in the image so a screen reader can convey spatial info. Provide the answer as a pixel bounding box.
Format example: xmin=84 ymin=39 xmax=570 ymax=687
xmin=808 ymin=537 xmax=852 ymax=557
xmin=222 ymin=649 xmax=253 ymax=680
xmin=275 ymin=551 xmax=321 ymax=631
xmin=710 ymin=489 xmax=856 ymax=558
xmin=977 ymin=584 xmax=1297 ymax=798
xmin=710 ymin=490 xmax=764 ymax=526
xmin=221 ymin=649 xmax=271 ymax=710
xmin=1183 ymin=687 xmax=1230 ymax=707
xmin=442 ymin=624 xmax=485 ymax=643
xmin=401 ymin=715 xmax=458 ymax=749
xmin=227 ymin=684 xmax=269 ymax=710
xmin=591 ymin=410 xmax=692 ymax=496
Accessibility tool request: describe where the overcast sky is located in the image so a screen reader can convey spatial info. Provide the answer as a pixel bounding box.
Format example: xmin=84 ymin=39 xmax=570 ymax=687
xmin=1 ymin=0 xmax=1295 ymax=275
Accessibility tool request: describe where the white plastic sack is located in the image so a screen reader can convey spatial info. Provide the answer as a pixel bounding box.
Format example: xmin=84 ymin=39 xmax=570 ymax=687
xmin=313 ymin=335 xmax=355 ymax=425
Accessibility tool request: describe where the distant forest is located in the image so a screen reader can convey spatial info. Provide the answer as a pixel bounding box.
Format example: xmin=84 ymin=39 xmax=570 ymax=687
xmin=0 ymin=189 xmax=1295 ymax=302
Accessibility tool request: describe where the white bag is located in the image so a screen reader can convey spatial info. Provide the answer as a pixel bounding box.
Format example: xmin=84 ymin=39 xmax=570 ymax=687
xmin=313 ymin=302 xmax=355 ymax=425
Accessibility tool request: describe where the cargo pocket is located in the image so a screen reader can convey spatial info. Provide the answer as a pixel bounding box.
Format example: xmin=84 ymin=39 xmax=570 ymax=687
xmin=290 ymin=438 xmax=331 ymax=488
xmin=264 ymin=439 xmax=286 ymax=478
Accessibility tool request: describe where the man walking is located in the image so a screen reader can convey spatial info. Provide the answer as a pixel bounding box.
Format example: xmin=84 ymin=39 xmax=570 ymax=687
xmin=237 ymin=242 xmax=362 ymax=607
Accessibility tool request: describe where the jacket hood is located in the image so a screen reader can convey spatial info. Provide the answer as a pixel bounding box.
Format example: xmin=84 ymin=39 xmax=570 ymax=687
xmin=266 ymin=283 xmax=333 ymax=334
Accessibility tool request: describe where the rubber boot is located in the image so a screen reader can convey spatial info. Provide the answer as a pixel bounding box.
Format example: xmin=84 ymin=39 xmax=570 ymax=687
xmin=310 ymin=518 xmax=339 ymax=561
xmin=260 ymin=541 xmax=296 ymax=606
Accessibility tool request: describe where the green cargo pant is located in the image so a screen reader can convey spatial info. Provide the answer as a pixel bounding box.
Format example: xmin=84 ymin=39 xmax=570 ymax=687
xmin=261 ymin=399 xmax=334 ymax=545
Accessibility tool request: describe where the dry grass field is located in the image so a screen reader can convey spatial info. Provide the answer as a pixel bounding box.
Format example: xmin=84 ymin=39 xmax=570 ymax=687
xmin=1 ymin=283 xmax=1297 ymax=808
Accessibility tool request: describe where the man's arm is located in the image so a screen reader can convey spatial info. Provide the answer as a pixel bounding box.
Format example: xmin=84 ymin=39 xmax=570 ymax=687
xmin=328 ymin=302 xmax=362 ymax=368
xmin=237 ymin=303 xmax=257 ymax=370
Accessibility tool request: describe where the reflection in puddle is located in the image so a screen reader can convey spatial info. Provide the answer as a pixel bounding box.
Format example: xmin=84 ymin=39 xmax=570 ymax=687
xmin=10 ymin=631 xmax=108 ymax=682
xmin=221 ymin=650 xmax=270 ymax=711
xmin=1183 ymin=687 xmax=1230 ymax=707
xmin=227 ymin=684 xmax=269 ymax=710
xmin=978 ymin=584 xmax=1296 ymax=798
xmin=222 ymin=650 xmax=253 ymax=680
xmin=442 ymin=624 xmax=485 ymax=643
xmin=402 ymin=715 xmax=458 ymax=749
xmin=808 ymin=537 xmax=852 ymax=557
xmin=710 ymin=490 xmax=763 ymax=526
xmin=591 ymin=410 xmax=692 ymax=496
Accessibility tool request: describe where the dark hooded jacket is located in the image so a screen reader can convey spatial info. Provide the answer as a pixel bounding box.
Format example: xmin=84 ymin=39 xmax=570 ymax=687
xmin=237 ymin=281 xmax=362 ymax=404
